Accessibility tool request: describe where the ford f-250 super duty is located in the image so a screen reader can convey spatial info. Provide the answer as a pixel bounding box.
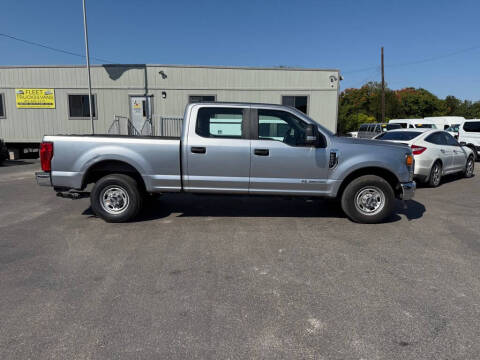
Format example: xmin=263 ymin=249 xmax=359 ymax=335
xmin=36 ymin=103 xmax=416 ymax=223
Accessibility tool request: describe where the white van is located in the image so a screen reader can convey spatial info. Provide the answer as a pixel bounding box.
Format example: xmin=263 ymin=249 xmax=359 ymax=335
xmin=458 ymin=119 xmax=480 ymax=160
xmin=424 ymin=116 xmax=465 ymax=130
xmin=388 ymin=119 xmax=437 ymax=129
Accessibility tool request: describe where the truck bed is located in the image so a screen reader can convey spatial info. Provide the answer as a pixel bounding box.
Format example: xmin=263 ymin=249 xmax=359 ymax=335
xmin=45 ymin=134 xmax=182 ymax=193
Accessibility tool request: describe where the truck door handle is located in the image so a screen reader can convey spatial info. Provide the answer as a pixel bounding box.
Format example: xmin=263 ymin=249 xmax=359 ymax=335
xmin=440 ymin=149 xmax=446 ymax=153
xmin=254 ymin=149 xmax=269 ymax=156
xmin=191 ymin=146 xmax=206 ymax=154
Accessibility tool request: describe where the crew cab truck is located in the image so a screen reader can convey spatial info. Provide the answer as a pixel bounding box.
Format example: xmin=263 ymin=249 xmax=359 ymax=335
xmin=36 ymin=103 xmax=416 ymax=224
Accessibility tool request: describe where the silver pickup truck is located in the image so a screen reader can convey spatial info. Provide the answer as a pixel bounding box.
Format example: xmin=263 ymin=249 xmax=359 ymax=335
xmin=36 ymin=102 xmax=415 ymax=223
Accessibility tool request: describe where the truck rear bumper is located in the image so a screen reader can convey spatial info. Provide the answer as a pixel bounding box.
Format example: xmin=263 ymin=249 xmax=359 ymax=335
xmin=35 ymin=172 xmax=52 ymax=186
xmin=399 ymin=181 xmax=416 ymax=200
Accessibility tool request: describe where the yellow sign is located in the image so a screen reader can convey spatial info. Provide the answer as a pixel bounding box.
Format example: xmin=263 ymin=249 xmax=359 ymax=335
xmin=15 ymin=89 xmax=55 ymax=108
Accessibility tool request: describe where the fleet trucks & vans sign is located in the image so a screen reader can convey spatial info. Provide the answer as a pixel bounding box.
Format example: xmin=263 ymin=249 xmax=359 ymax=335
xmin=15 ymin=89 xmax=55 ymax=108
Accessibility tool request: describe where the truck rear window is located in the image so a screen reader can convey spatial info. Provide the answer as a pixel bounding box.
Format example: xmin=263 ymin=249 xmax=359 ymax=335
xmin=196 ymin=107 xmax=243 ymax=138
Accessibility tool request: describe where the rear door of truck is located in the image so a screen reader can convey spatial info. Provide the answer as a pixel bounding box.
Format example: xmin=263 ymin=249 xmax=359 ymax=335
xmin=183 ymin=105 xmax=251 ymax=193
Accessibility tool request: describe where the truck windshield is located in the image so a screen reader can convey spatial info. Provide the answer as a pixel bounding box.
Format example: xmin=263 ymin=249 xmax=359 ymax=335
xmin=376 ymin=131 xmax=423 ymax=141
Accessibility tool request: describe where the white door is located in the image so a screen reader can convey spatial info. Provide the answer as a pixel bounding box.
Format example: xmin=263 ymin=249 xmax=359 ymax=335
xmin=129 ymin=96 xmax=152 ymax=135
xmin=424 ymin=132 xmax=453 ymax=171
xmin=444 ymin=132 xmax=467 ymax=171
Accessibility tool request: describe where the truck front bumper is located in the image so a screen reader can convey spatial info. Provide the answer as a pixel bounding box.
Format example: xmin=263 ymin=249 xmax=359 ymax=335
xmin=399 ymin=181 xmax=416 ymax=200
xmin=35 ymin=172 xmax=52 ymax=186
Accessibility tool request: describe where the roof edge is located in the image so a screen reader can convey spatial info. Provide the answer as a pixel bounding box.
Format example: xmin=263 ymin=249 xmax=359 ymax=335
xmin=0 ymin=63 xmax=340 ymax=72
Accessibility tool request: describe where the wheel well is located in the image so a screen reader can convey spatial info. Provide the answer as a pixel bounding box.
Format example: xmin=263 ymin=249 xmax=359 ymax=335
xmin=82 ymin=160 xmax=146 ymax=191
xmin=337 ymin=167 xmax=401 ymax=199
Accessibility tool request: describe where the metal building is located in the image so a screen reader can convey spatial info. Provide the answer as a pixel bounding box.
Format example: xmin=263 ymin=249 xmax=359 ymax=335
xmin=0 ymin=64 xmax=340 ymax=148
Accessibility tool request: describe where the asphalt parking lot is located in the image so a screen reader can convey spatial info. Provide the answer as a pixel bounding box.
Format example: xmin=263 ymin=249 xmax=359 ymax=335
xmin=1 ymin=160 xmax=480 ymax=359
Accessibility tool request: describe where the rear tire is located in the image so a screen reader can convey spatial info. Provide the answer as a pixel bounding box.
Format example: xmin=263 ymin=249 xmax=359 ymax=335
xmin=341 ymin=175 xmax=395 ymax=224
xmin=428 ymin=161 xmax=442 ymax=188
xmin=464 ymin=156 xmax=475 ymax=178
xmin=90 ymin=174 xmax=143 ymax=223
xmin=468 ymin=146 xmax=478 ymax=162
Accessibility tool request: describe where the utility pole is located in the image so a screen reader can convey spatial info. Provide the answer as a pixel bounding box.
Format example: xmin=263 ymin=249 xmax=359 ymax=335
xmin=381 ymin=46 xmax=385 ymax=123
xmin=82 ymin=0 xmax=94 ymax=134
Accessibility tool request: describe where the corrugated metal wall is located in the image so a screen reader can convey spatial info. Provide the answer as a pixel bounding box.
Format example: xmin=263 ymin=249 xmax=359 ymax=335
xmin=0 ymin=65 xmax=340 ymax=142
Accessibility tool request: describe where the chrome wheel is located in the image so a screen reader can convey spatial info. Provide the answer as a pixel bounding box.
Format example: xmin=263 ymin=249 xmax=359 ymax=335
xmin=466 ymin=157 xmax=474 ymax=177
xmin=431 ymin=163 xmax=441 ymax=186
xmin=354 ymin=186 xmax=385 ymax=216
xmin=100 ymin=186 xmax=130 ymax=214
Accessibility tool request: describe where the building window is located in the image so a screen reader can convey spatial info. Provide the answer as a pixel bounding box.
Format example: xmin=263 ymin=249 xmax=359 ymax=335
xmin=68 ymin=94 xmax=96 ymax=119
xmin=282 ymin=95 xmax=308 ymax=114
xmin=0 ymin=93 xmax=5 ymax=118
xmin=189 ymin=95 xmax=216 ymax=103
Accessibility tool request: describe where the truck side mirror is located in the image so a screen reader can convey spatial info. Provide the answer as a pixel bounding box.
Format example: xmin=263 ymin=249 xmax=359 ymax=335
xmin=305 ymin=124 xmax=317 ymax=146
xmin=305 ymin=124 xmax=326 ymax=147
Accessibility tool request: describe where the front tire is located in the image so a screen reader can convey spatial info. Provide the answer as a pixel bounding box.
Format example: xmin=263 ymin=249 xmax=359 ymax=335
xmin=428 ymin=161 xmax=442 ymax=187
xmin=341 ymin=175 xmax=395 ymax=224
xmin=90 ymin=174 xmax=143 ymax=223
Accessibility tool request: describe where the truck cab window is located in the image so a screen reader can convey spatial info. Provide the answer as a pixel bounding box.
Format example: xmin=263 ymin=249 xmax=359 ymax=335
xmin=196 ymin=107 xmax=243 ymax=138
xmin=258 ymin=109 xmax=307 ymax=146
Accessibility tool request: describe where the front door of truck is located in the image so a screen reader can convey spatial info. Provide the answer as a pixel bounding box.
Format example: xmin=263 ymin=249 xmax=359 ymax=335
xmin=249 ymin=108 xmax=329 ymax=195
xmin=184 ymin=106 xmax=251 ymax=193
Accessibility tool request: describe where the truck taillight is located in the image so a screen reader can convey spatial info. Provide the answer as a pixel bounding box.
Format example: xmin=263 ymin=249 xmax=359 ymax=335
xmin=411 ymin=144 xmax=426 ymax=155
xmin=40 ymin=142 xmax=54 ymax=172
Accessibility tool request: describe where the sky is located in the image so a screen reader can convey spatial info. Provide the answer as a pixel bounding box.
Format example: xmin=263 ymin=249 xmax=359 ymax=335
xmin=1 ymin=0 xmax=480 ymax=100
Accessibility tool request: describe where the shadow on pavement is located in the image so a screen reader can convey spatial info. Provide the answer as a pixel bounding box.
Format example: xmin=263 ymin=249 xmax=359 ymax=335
xmin=82 ymin=193 xmax=426 ymax=224
xmin=396 ymin=200 xmax=426 ymax=221
xmin=0 ymin=160 xmax=35 ymax=167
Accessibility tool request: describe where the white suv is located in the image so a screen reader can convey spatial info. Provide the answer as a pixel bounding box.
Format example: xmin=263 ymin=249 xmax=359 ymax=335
xmin=458 ymin=120 xmax=480 ymax=161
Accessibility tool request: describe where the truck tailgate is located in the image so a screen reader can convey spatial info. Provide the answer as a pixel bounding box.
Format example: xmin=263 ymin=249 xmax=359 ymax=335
xmin=44 ymin=135 xmax=182 ymax=192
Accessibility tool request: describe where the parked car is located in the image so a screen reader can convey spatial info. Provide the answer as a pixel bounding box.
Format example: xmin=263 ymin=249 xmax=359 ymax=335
xmin=374 ymin=129 xmax=475 ymax=187
xmin=0 ymin=139 xmax=8 ymax=165
xmin=458 ymin=119 xmax=480 ymax=161
xmin=357 ymin=123 xmax=402 ymax=139
xmin=36 ymin=102 xmax=416 ymax=224
xmin=388 ymin=119 xmax=438 ymax=129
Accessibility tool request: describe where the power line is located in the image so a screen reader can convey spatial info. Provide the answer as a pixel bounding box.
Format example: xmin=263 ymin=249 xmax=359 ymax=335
xmin=388 ymin=45 xmax=480 ymax=68
xmin=343 ymin=44 xmax=480 ymax=74
xmin=0 ymin=32 xmax=118 ymax=64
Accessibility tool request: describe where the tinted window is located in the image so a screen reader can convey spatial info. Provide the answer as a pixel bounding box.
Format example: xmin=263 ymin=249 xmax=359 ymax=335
xmin=425 ymin=132 xmax=447 ymax=145
xmin=374 ymin=125 xmax=382 ymax=133
xmin=376 ymin=131 xmax=423 ymax=141
xmin=258 ymin=109 xmax=307 ymax=146
xmin=386 ymin=123 xmax=402 ymax=131
xmin=463 ymin=121 xmax=480 ymax=132
xmin=443 ymin=132 xmax=460 ymax=146
xmin=282 ymin=96 xmax=308 ymax=114
xmin=196 ymin=107 xmax=243 ymax=138
xmin=68 ymin=95 xmax=96 ymax=118
xmin=189 ymin=95 xmax=216 ymax=103
xmin=359 ymin=125 xmax=368 ymax=131
xmin=0 ymin=93 xmax=4 ymax=118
